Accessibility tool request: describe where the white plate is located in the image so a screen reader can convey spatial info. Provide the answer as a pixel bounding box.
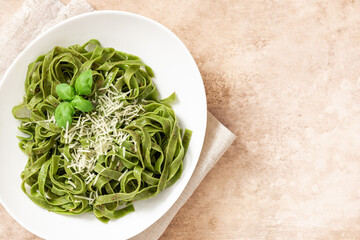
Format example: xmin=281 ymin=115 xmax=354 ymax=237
xmin=0 ymin=11 xmax=206 ymax=240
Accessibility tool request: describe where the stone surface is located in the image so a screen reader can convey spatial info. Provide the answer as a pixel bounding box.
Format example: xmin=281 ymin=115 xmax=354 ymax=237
xmin=2 ymin=0 xmax=360 ymax=239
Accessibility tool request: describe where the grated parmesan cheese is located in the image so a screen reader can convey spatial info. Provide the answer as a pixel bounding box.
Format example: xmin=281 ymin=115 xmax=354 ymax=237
xmin=117 ymin=169 xmax=128 ymax=182
xmin=60 ymin=84 xmax=144 ymax=203
xmin=67 ymin=179 xmax=76 ymax=189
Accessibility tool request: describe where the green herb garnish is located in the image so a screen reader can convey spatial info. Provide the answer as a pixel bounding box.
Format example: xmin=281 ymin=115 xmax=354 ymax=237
xmin=71 ymin=95 xmax=94 ymax=112
xmin=54 ymin=102 xmax=75 ymax=128
xmin=75 ymin=69 xmax=93 ymax=95
xmin=56 ymin=83 xmax=75 ymax=101
xmin=54 ymin=70 xmax=94 ymax=128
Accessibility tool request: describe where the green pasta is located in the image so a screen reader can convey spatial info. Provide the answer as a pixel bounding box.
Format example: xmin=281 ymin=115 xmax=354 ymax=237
xmin=12 ymin=39 xmax=192 ymax=223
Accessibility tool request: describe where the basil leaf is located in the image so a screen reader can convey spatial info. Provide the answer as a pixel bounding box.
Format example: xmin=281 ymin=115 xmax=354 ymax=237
xmin=75 ymin=69 xmax=93 ymax=95
xmin=71 ymin=95 xmax=93 ymax=112
xmin=55 ymin=102 xmax=75 ymax=128
xmin=56 ymin=83 xmax=75 ymax=101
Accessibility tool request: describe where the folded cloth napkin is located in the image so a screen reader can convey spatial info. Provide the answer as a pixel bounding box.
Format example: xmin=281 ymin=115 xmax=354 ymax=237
xmin=0 ymin=0 xmax=237 ymax=239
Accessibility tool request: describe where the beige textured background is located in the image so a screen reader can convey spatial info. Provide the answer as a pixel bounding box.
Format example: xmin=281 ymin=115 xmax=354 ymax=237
xmin=2 ymin=0 xmax=360 ymax=239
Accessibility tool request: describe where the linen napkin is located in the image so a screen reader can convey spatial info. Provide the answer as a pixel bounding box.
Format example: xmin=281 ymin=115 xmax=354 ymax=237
xmin=0 ymin=0 xmax=237 ymax=239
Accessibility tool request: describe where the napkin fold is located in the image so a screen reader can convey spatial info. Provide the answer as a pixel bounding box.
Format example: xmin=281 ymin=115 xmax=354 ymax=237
xmin=0 ymin=0 xmax=236 ymax=239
